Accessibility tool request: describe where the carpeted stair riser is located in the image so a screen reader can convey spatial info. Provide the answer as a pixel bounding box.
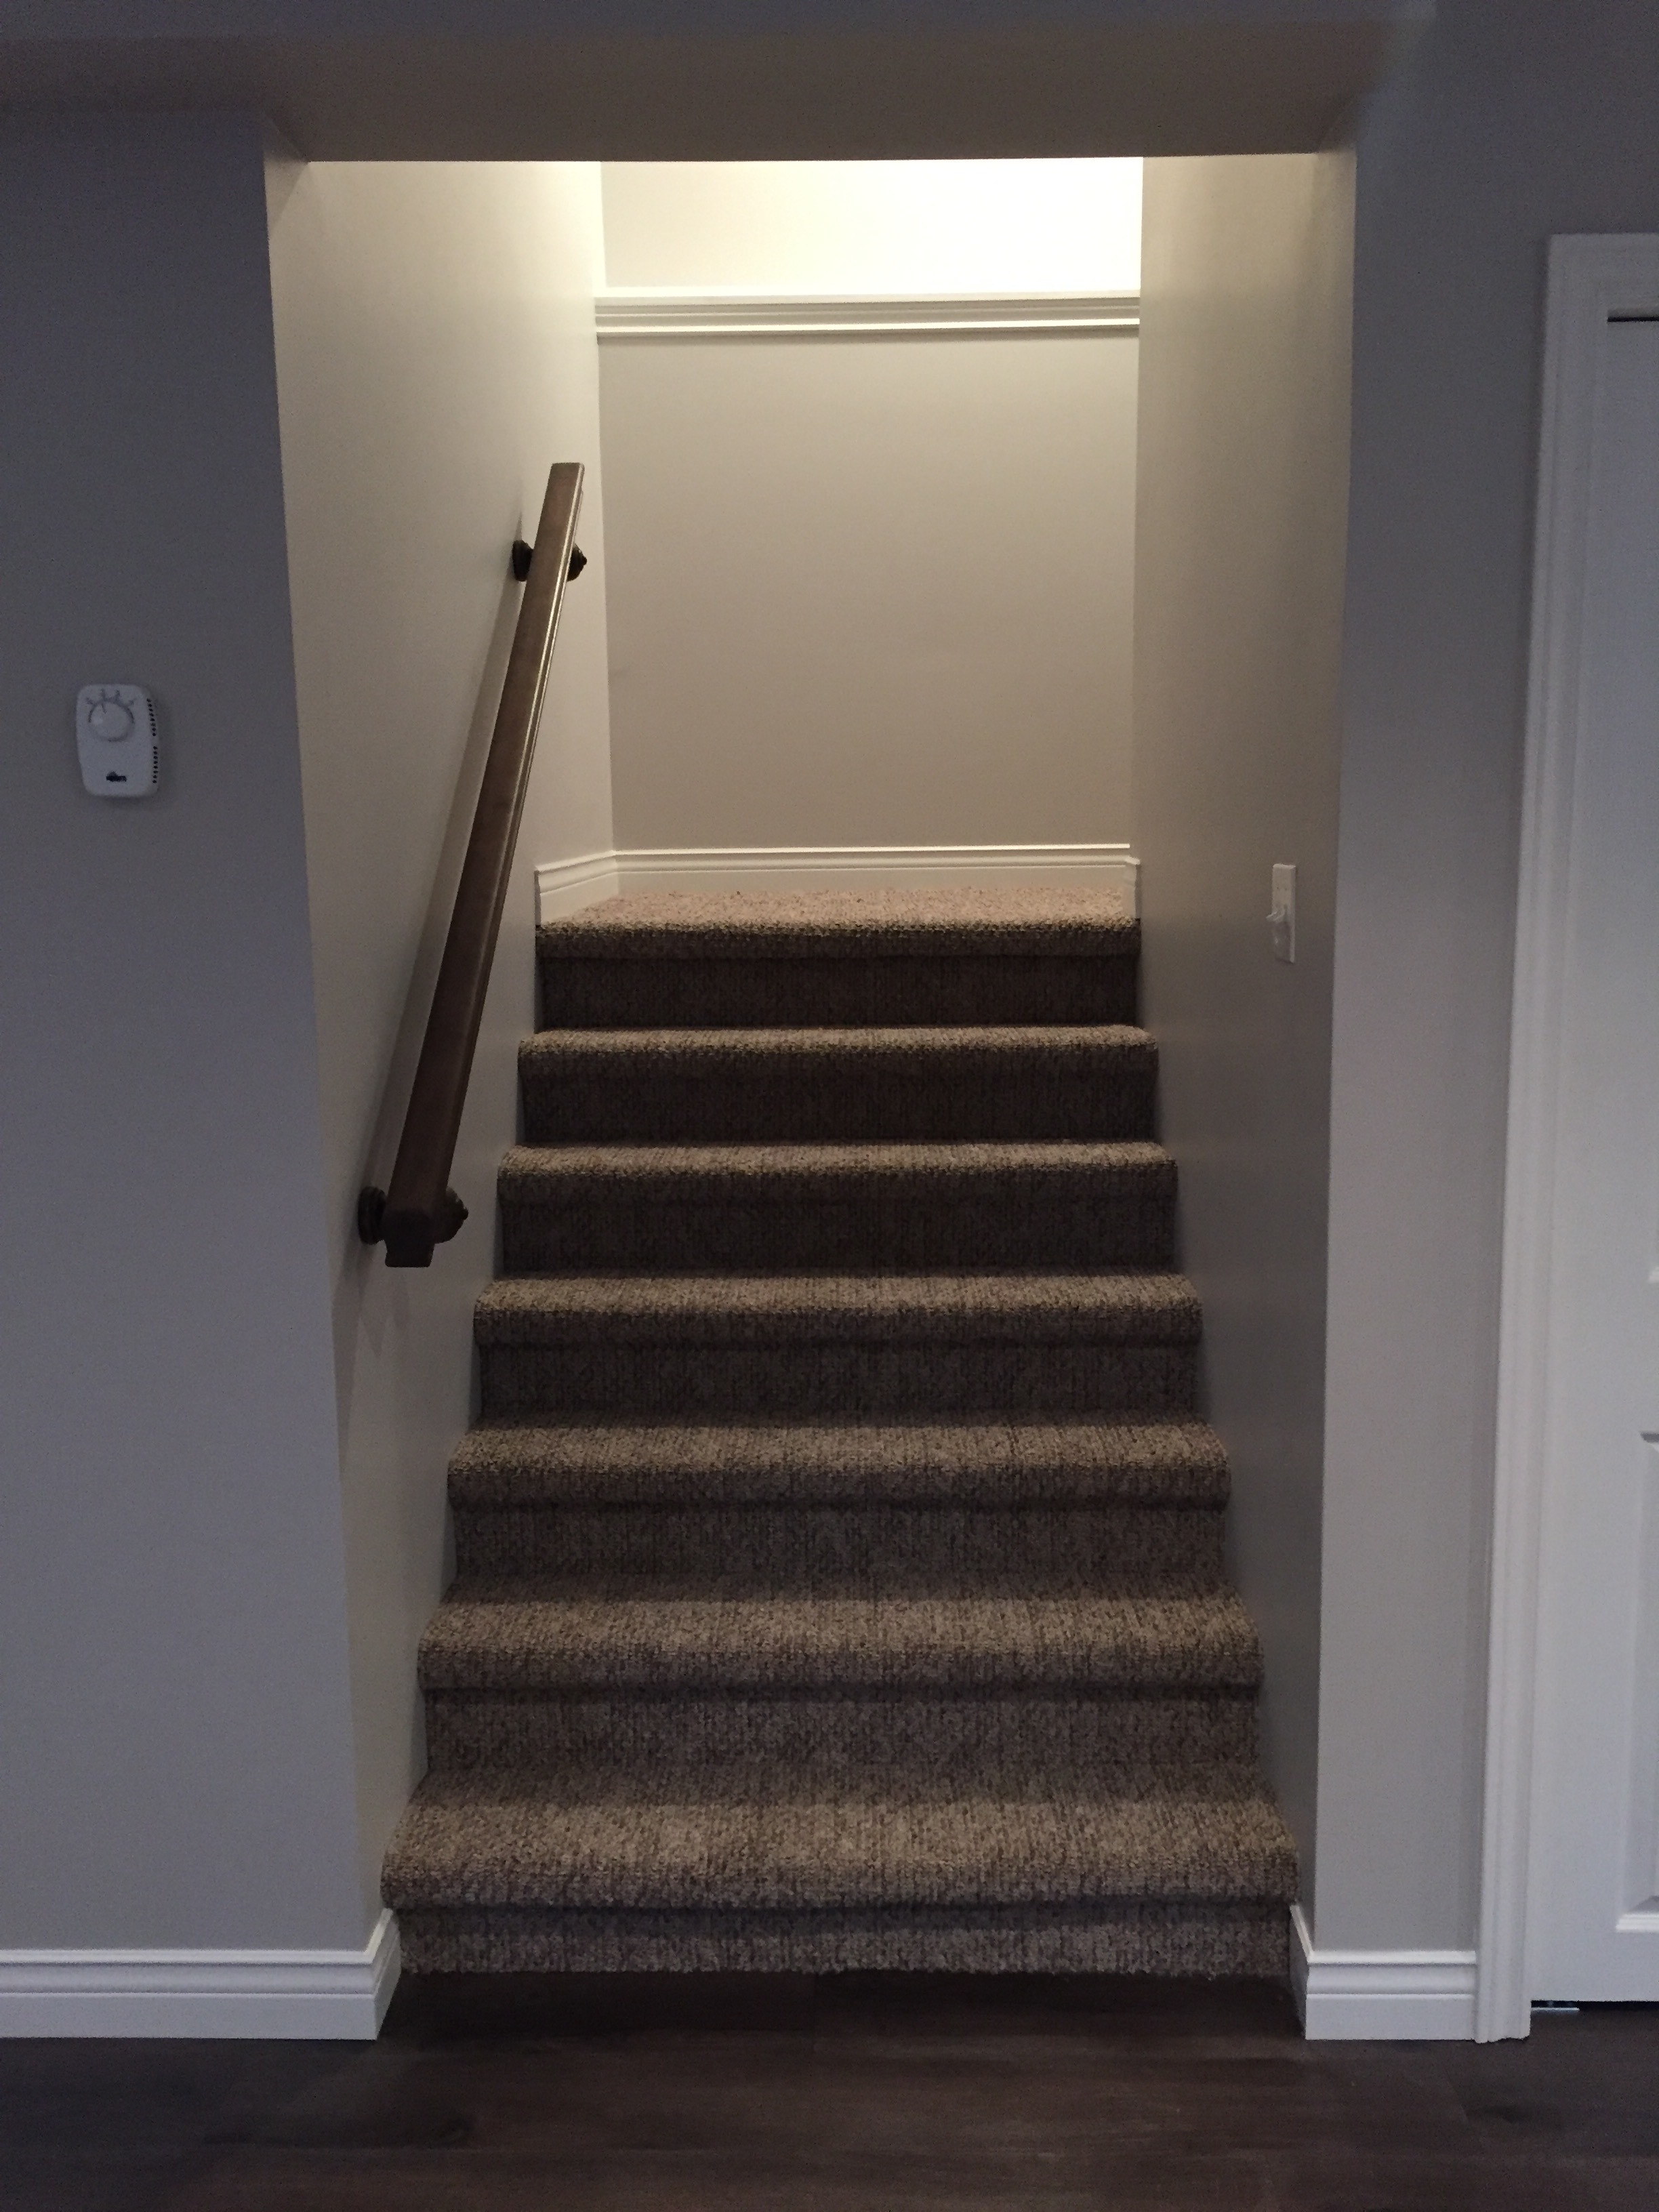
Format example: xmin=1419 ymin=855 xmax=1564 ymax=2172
xmin=498 ymin=1143 xmax=1175 ymax=1274
xmin=519 ymin=1027 xmax=1158 ymax=1143
xmin=475 ymin=1273 xmax=1201 ymax=1417
xmin=422 ymin=1690 xmax=1260 ymax=1778
xmin=480 ymin=1340 xmax=1197 ymax=1419
xmin=539 ymin=951 xmax=1139 ymax=1031
xmin=449 ymin=1419 xmax=1232 ymax=1511
xmin=396 ymin=1900 xmax=1290 ymax=1978
xmin=450 ymin=1503 xmax=1225 ymax=1587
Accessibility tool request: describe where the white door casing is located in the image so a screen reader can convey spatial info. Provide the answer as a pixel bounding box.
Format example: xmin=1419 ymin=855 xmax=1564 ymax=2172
xmin=1482 ymin=235 xmax=1659 ymax=2040
xmin=1528 ymin=313 xmax=1659 ymax=2000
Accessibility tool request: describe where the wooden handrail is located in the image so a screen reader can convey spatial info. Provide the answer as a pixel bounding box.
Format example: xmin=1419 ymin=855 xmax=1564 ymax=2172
xmin=359 ymin=462 xmax=585 ymax=1267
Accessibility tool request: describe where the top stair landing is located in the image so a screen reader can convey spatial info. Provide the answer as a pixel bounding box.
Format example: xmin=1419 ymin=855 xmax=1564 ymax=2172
xmin=537 ymin=887 xmax=1139 ymax=1029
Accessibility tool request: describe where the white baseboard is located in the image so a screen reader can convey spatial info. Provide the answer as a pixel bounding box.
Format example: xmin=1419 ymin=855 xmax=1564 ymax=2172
xmin=537 ymin=844 xmax=1138 ymax=926
xmin=1291 ymin=1904 xmax=1477 ymax=2041
xmin=0 ymin=1906 xmax=400 ymax=2040
xmin=535 ymin=848 xmax=620 ymax=919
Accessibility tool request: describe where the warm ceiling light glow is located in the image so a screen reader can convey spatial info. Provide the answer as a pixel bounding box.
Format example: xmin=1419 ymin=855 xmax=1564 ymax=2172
xmin=601 ymin=161 xmax=1142 ymax=297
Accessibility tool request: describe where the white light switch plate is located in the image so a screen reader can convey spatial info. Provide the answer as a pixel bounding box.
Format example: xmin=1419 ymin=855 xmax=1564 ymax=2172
xmin=1270 ymin=863 xmax=1296 ymax=963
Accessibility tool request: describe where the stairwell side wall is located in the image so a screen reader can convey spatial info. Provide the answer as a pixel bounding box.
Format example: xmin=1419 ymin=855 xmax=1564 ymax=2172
xmin=1131 ymin=152 xmax=1355 ymax=1912
xmin=0 ymin=112 xmax=365 ymax=1953
xmin=266 ymin=159 xmax=615 ymax=1929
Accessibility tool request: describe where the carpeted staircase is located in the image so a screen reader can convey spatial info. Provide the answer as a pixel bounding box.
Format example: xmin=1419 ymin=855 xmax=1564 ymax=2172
xmin=382 ymin=888 xmax=1296 ymax=1976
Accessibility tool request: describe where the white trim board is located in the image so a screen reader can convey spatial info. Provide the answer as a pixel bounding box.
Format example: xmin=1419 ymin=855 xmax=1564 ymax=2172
xmin=536 ymin=844 xmax=1139 ymax=926
xmin=0 ymin=1908 xmax=399 ymax=2039
xmin=536 ymin=848 xmax=620 ymax=920
xmin=1481 ymin=234 xmax=1659 ymax=2044
xmin=1291 ymin=1906 xmax=1478 ymax=2041
xmin=597 ymin=291 xmax=1139 ymax=340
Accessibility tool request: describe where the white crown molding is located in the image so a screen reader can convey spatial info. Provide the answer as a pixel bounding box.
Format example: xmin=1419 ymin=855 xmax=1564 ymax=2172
xmin=0 ymin=1908 xmax=400 ymax=2040
xmin=596 ymin=291 xmax=1139 ymax=340
xmin=537 ymin=843 xmax=1139 ymax=924
xmin=1291 ymin=1906 xmax=1477 ymax=2042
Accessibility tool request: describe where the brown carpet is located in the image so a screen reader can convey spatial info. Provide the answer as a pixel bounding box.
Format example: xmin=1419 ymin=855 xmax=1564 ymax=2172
xmin=518 ymin=1025 xmax=1158 ymax=1141
xmin=536 ymin=890 xmax=1139 ymax=1028
xmin=533 ymin=886 xmax=1137 ymax=958
xmin=382 ymin=888 xmax=1296 ymax=1976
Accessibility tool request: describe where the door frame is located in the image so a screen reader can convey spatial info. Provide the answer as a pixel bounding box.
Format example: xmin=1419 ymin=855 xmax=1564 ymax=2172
xmin=1479 ymin=232 xmax=1659 ymax=2041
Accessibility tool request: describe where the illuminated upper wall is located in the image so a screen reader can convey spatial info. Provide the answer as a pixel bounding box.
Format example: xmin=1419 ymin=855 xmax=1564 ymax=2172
xmin=600 ymin=161 xmax=1142 ymax=295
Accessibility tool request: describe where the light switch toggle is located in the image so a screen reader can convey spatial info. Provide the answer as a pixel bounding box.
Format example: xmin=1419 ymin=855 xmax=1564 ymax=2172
xmin=77 ymin=684 xmax=159 ymax=798
xmin=1269 ymin=863 xmax=1296 ymax=964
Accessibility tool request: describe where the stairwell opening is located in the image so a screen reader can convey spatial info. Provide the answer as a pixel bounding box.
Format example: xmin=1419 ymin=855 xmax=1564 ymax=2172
xmin=364 ymin=152 xmax=1353 ymax=1984
xmin=262 ymin=144 xmax=1355 ymax=2004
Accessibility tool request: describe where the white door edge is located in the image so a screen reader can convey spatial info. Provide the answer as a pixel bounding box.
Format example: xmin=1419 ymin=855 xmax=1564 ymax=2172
xmin=1481 ymin=232 xmax=1659 ymax=2042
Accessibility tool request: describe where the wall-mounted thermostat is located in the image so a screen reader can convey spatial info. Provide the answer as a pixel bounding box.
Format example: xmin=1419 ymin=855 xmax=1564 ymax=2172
xmin=77 ymin=684 xmax=159 ymax=798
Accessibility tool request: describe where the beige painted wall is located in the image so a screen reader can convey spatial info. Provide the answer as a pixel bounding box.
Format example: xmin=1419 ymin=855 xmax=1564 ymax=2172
xmin=600 ymin=328 xmax=1138 ymax=850
xmin=1133 ymin=152 xmax=1355 ymax=1909
xmin=268 ymin=159 xmax=613 ymax=1922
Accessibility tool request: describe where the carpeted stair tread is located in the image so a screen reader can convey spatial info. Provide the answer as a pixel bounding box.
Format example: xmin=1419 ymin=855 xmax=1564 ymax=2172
xmin=524 ymin=1023 xmax=1152 ymax=1063
xmin=525 ymin=1023 xmax=1153 ymax=1059
xmin=449 ymin=1417 xmax=1230 ymax=1510
xmin=475 ymin=1271 xmax=1202 ymax=1346
xmin=519 ymin=1024 xmax=1157 ymax=1143
xmin=417 ymin=1584 xmax=1261 ymax=1692
xmin=499 ymin=1138 xmax=1172 ymax=1189
xmin=538 ymin=888 xmax=1135 ymax=962
xmin=382 ymin=1774 xmax=1297 ymax=1911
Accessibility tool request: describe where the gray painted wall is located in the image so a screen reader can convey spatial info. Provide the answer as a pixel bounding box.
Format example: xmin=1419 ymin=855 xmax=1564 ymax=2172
xmin=1317 ymin=0 xmax=1659 ymax=1952
xmin=0 ymin=113 xmax=363 ymax=1948
xmin=0 ymin=4 xmax=1424 ymax=163
xmin=1132 ymin=152 xmax=1355 ymax=1909
xmin=601 ymin=330 xmax=1138 ymax=850
xmin=0 ymin=130 xmax=613 ymax=1954
xmin=267 ymin=160 xmax=613 ymax=1922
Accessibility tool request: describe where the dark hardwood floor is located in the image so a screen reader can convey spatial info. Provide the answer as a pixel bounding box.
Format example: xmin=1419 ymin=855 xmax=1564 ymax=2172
xmin=4 ymin=1973 xmax=1658 ymax=2210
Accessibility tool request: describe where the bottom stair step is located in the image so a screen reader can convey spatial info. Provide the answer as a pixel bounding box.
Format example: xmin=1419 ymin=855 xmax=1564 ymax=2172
xmin=382 ymin=1774 xmax=1296 ymax=1912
